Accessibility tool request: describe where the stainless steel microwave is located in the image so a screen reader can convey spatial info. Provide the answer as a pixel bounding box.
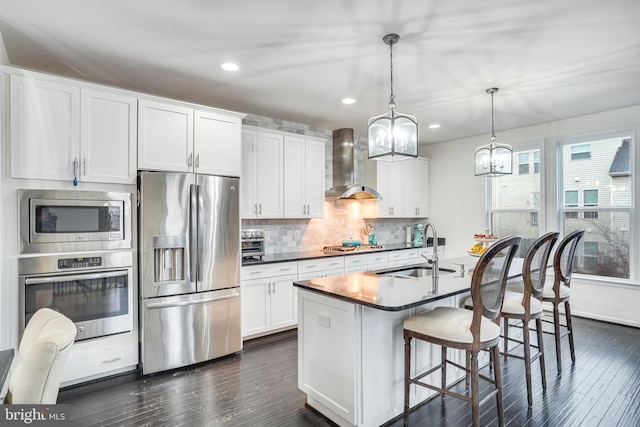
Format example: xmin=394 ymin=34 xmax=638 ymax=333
xmin=19 ymin=189 xmax=133 ymax=254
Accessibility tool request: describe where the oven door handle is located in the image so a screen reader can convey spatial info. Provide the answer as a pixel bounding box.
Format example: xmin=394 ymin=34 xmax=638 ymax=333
xmin=145 ymin=292 xmax=240 ymax=309
xmin=24 ymin=269 xmax=128 ymax=285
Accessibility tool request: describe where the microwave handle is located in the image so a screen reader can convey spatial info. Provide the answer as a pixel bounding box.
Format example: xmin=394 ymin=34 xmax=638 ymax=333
xmin=24 ymin=269 xmax=128 ymax=285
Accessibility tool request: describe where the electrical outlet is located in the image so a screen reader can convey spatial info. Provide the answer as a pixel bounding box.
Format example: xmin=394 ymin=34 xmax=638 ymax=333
xmin=294 ymin=230 xmax=300 ymax=240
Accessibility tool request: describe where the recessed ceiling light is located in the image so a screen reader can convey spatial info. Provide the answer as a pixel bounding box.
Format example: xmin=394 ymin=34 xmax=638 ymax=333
xmin=220 ymin=63 xmax=239 ymax=72
xmin=342 ymin=98 xmax=356 ymax=105
xmin=428 ymin=123 xmax=441 ymax=129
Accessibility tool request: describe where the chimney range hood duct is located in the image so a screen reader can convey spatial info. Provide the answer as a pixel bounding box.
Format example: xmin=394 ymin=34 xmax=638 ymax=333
xmin=325 ymin=128 xmax=382 ymax=200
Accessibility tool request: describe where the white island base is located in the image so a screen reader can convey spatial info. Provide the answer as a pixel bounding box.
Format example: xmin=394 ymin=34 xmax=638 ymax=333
xmin=297 ymin=288 xmax=477 ymax=427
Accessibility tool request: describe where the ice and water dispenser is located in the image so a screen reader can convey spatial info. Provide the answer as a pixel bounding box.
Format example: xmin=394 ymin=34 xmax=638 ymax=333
xmin=153 ymin=236 xmax=186 ymax=282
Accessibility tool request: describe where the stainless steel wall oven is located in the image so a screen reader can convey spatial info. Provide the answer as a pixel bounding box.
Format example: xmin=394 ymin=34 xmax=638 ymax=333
xmin=18 ymin=251 xmax=134 ymax=341
xmin=19 ymin=189 xmax=132 ymax=254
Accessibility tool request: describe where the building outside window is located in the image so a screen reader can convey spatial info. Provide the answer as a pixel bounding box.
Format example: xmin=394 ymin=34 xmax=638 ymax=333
xmin=490 ymin=144 xmax=542 ymax=257
xmin=558 ymin=135 xmax=633 ymax=279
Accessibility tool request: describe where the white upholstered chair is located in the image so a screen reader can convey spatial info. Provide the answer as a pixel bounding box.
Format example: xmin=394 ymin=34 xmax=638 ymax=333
xmin=4 ymin=308 xmax=76 ymax=404
xmin=403 ymin=235 xmax=521 ymax=427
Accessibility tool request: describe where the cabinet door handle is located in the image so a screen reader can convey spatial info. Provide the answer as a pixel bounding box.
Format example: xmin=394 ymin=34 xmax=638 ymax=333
xmin=259 ymin=203 xmax=262 ymax=215
xmin=102 ymin=357 xmax=122 ymax=364
xmin=254 ymin=204 xmax=258 ymax=215
xmin=195 ymin=153 xmax=200 ymax=169
xmin=83 ymin=158 xmax=87 ymax=175
xmin=188 ymin=152 xmax=193 ymax=167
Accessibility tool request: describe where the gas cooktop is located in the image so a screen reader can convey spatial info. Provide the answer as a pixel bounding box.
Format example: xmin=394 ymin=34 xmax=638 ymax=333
xmin=322 ymin=244 xmax=384 ymax=254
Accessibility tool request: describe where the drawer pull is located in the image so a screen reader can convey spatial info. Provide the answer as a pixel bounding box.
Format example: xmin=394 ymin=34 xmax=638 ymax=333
xmin=250 ymin=271 xmax=264 ymax=275
xmin=305 ymin=265 xmax=317 ymax=269
xmin=330 ymin=262 xmax=340 ymax=266
xmin=280 ymin=268 xmax=292 ymax=272
xmin=102 ymin=357 xmax=122 ymax=364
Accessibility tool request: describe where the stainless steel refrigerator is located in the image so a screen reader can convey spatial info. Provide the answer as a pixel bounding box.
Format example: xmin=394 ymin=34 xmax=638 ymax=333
xmin=138 ymin=171 xmax=241 ymax=374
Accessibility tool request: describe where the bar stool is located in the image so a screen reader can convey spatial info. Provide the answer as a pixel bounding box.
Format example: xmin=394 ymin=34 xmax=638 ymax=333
xmin=542 ymin=229 xmax=584 ymax=374
xmin=403 ymin=235 xmax=521 ymax=427
xmin=499 ymin=231 xmax=558 ymax=406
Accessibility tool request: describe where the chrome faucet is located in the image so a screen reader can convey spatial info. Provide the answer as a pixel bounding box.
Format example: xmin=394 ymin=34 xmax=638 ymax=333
xmin=421 ymin=222 xmax=439 ymax=279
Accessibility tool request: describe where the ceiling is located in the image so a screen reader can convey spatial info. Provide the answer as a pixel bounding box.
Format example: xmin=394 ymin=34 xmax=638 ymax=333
xmin=1 ymin=0 xmax=640 ymax=144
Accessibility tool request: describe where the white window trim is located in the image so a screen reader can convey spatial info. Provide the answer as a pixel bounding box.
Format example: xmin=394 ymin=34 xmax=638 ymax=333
xmin=556 ymin=129 xmax=636 ymax=284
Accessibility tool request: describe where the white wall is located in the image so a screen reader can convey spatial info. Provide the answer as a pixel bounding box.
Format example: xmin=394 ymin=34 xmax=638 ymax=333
xmin=422 ymin=104 xmax=640 ymax=327
xmin=0 ymin=32 xmax=8 ymax=65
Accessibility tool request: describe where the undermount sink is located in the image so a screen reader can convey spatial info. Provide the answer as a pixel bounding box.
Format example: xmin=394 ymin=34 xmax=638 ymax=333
xmin=377 ymin=266 xmax=456 ymax=278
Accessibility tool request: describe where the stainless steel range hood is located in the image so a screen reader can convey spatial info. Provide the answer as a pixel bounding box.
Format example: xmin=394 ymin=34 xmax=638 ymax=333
xmin=325 ymin=128 xmax=382 ymax=200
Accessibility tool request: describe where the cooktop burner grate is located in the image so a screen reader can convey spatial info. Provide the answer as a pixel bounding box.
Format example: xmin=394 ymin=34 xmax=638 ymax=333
xmin=322 ymin=244 xmax=384 ymax=254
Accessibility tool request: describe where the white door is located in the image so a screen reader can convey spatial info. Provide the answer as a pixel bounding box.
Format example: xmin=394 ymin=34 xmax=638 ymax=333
xmin=241 ymin=130 xmax=258 ymax=218
xmin=81 ymin=89 xmax=137 ymax=184
xmin=194 ymin=109 xmax=242 ymax=177
xmin=138 ymin=99 xmax=193 ymax=172
xmin=255 ymin=132 xmax=284 ymax=218
xmin=241 ymin=278 xmax=270 ymax=337
xmin=10 ymin=75 xmax=80 ymax=181
xmin=270 ymin=275 xmax=298 ymax=329
xmin=284 ymin=135 xmax=306 ymax=217
xmin=304 ymin=139 xmax=326 ymax=218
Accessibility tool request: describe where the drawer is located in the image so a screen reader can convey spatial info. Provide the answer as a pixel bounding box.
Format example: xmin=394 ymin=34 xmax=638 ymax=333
xmin=61 ymin=340 xmax=138 ymax=384
xmin=344 ymin=252 xmax=388 ymax=268
xmin=242 ymin=261 xmax=298 ymax=280
xmin=388 ymin=249 xmax=419 ymax=263
xmin=298 ymin=257 xmax=344 ymax=274
xmin=298 ymin=267 xmax=344 ymax=280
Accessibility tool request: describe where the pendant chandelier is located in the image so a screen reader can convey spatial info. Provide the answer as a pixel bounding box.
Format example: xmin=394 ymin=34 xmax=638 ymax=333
xmin=367 ymin=34 xmax=418 ymax=161
xmin=474 ymin=88 xmax=513 ymax=176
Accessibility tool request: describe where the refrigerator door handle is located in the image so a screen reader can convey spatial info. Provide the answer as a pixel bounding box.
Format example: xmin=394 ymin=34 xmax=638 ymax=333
xmin=189 ymin=183 xmax=198 ymax=284
xmin=196 ymin=184 xmax=203 ymax=282
xmin=146 ymin=292 xmax=241 ymax=309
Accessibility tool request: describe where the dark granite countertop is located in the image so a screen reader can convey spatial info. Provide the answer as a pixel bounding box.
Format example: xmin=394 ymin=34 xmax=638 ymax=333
xmin=242 ymin=238 xmax=446 ymax=266
xmin=293 ymin=256 xmax=525 ymax=312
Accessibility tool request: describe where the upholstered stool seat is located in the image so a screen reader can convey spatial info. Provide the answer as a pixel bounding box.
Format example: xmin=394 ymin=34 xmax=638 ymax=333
xmin=404 ymin=307 xmax=500 ymax=345
xmin=542 ymin=284 xmax=570 ymax=300
xmin=502 ymin=291 xmax=544 ymax=315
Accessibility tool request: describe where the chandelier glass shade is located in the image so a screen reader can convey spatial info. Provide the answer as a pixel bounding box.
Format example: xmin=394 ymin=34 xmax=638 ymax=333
xmin=368 ymin=34 xmax=418 ymax=161
xmin=475 ymin=87 xmax=513 ymax=176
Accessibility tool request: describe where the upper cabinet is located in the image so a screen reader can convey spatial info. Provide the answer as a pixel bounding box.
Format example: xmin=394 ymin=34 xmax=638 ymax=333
xmin=364 ymin=157 xmax=430 ymax=218
xmin=10 ymin=74 xmax=137 ymax=184
xmin=241 ymin=128 xmax=284 ymax=218
xmin=138 ymin=99 xmax=243 ymax=176
xmin=283 ymin=135 xmax=326 ymax=218
xmin=241 ymin=126 xmax=326 ymax=220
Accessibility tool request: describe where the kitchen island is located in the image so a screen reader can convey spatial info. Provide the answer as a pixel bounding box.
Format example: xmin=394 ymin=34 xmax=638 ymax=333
xmin=293 ymin=256 xmax=523 ymax=427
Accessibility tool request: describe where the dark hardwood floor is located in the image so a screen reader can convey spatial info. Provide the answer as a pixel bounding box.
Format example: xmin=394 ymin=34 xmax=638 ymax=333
xmin=58 ymin=317 xmax=640 ymax=426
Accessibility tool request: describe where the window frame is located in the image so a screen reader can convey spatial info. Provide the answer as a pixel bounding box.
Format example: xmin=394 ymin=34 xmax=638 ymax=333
xmin=556 ymin=130 xmax=635 ymax=282
xmin=488 ymin=141 xmax=545 ymax=240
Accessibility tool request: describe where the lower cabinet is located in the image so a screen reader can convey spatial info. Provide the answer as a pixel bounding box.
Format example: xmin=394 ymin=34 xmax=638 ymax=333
xmin=241 ymin=262 xmax=298 ymax=339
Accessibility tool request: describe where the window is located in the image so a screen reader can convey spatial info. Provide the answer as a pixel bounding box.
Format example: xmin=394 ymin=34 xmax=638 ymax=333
xmin=533 ymin=150 xmax=540 ymax=174
xmin=570 ymin=143 xmax=591 ymax=160
xmin=558 ymin=134 xmax=632 ymax=279
xmin=584 ymin=189 xmax=599 ymax=219
xmin=518 ymin=152 xmax=530 ymax=174
xmin=564 ymin=190 xmax=578 ymax=206
xmin=490 ymin=144 xmax=543 ymax=257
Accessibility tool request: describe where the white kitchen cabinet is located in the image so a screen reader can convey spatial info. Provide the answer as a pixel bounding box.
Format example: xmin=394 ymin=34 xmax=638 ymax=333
xmin=80 ymin=89 xmax=137 ymax=184
xmin=10 ymin=75 xmax=137 ymax=184
xmin=241 ymin=262 xmax=298 ymax=338
xmin=138 ymin=99 xmax=193 ymax=172
xmin=284 ymin=135 xmax=326 ymax=218
xmin=364 ymin=157 xmax=430 ymax=218
xmin=403 ymin=157 xmax=430 ymax=217
xmin=344 ymin=252 xmax=389 ymax=274
xmin=138 ymin=98 xmax=242 ymax=176
xmin=241 ymin=128 xmax=284 ymax=218
xmin=297 ymin=257 xmax=344 ymax=280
